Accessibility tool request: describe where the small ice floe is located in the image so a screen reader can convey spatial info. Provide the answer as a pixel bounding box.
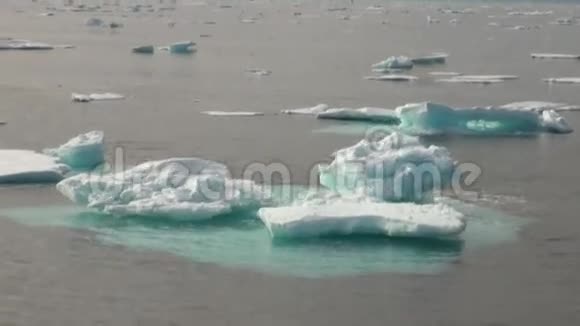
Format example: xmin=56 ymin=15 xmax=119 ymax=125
xmin=372 ymin=56 xmax=413 ymax=70
xmin=429 ymin=71 xmax=462 ymax=77
xmin=550 ymin=17 xmax=578 ymax=26
xmin=0 ymin=39 xmax=53 ymax=51
xmin=0 ymin=150 xmax=69 ymax=183
xmin=38 ymin=12 xmax=55 ymax=17
xmin=508 ymin=10 xmax=553 ymax=16
xmin=438 ymin=8 xmax=475 ymax=15
xmin=437 ymin=75 xmax=518 ymax=84
xmin=201 ymin=111 xmax=265 ymax=117
xmin=411 ymin=53 xmax=448 ymax=65
xmin=316 ymin=107 xmax=400 ymax=123
xmin=43 ymin=131 xmax=105 ymax=169
xmin=245 ymin=68 xmax=272 ymax=77
xmin=427 ymin=16 xmax=440 ymax=24
xmin=54 ymin=44 xmax=76 ymax=49
xmin=240 ymin=18 xmax=257 ymax=24
xmin=72 ymin=93 xmax=125 ymax=102
xmin=364 ymin=75 xmax=418 ymax=82
xmin=531 ymin=53 xmax=580 ymax=60
xmin=281 ymin=104 xmax=329 ymax=115
xmin=85 ymin=17 xmax=104 ymax=27
xmin=132 ymin=45 xmax=154 ymax=54
xmin=258 ymin=201 xmax=466 ymax=239
xmin=508 ymin=25 xmax=540 ymax=31
xmin=543 ymin=78 xmax=580 ymax=84
xmin=501 ymin=101 xmax=580 ymax=112
xmin=168 ymin=41 xmax=195 ymax=54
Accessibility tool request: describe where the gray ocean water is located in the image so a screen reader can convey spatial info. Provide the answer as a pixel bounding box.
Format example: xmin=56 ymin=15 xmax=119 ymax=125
xmin=1 ymin=0 xmax=580 ymax=325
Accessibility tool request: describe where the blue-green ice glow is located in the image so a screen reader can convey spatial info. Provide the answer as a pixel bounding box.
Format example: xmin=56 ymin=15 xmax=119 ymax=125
xmin=0 ymin=199 xmax=525 ymax=278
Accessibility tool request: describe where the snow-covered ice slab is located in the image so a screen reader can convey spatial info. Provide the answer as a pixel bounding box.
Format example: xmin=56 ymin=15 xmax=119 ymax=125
xmin=411 ymin=53 xmax=448 ymax=65
xmin=501 ymin=101 xmax=580 ymax=112
xmin=372 ymin=56 xmax=413 ymax=70
xmin=544 ymin=78 xmax=580 ymax=84
xmin=72 ymin=93 xmax=125 ymax=102
xmin=531 ymin=53 xmax=580 ymax=60
xmin=258 ymin=202 xmax=466 ymax=239
xmin=281 ymin=104 xmax=329 ymax=115
xmin=397 ymin=102 xmax=572 ymax=135
xmin=56 ymin=158 xmax=269 ymax=220
xmin=43 ymin=131 xmax=105 ymax=169
xmin=0 ymin=150 xmax=69 ymax=183
xmin=365 ymin=75 xmax=418 ymax=82
xmin=201 ymin=111 xmax=265 ymax=117
xmin=316 ymin=107 xmax=400 ymax=123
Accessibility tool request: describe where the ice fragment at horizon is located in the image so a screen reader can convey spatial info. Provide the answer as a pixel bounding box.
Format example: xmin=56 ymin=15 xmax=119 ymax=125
xmin=281 ymin=104 xmax=329 ymax=115
xmin=169 ymin=41 xmax=195 ymax=54
xmin=543 ymin=78 xmax=580 ymax=84
xmin=43 ymin=131 xmax=105 ymax=169
xmin=0 ymin=150 xmax=69 ymax=183
xmin=72 ymin=93 xmax=125 ymax=102
xmin=201 ymin=111 xmax=264 ymax=117
xmin=531 ymin=53 xmax=580 ymax=60
xmin=364 ymin=75 xmax=418 ymax=82
xmin=132 ymin=45 xmax=154 ymax=54
xmin=316 ymin=107 xmax=400 ymax=123
xmin=372 ymin=56 xmax=413 ymax=70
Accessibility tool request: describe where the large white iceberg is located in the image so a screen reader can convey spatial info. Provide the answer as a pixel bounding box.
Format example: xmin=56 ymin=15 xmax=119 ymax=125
xmin=0 ymin=150 xmax=69 ymax=183
xmin=44 ymin=131 xmax=105 ymax=169
xmin=396 ymin=102 xmax=573 ymax=135
xmin=56 ymin=158 xmax=269 ymax=220
xmin=318 ymin=132 xmax=455 ymax=202
xmin=372 ymin=56 xmax=414 ymax=70
xmin=258 ymin=199 xmax=466 ymax=239
xmin=317 ymin=107 xmax=400 ymax=123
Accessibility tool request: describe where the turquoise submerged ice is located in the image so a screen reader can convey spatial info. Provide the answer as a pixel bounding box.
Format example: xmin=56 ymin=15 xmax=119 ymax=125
xmin=396 ymin=102 xmax=573 ymax=135
xmin=43 ymin=131 xmax=105 ymax=169
xmin=319 ymin=132 xmax=455 ymax=202
xmin=56 ymin=158 xmax=269 ymax=220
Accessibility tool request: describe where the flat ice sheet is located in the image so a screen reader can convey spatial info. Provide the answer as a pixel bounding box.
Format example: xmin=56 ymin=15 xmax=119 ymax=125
xmin=0 ymin=150 xmax=69 ymax=183
xmin=531 ymin=53 xmax=580 ymax=59
xmin=201 ymin=111 xmax=265 ymax=116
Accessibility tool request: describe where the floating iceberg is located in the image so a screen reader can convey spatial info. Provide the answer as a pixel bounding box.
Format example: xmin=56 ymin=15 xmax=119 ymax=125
xmin=132 ymin=45 xmax=154 ymax=54
xmin=169 ymin=41 xmax=195 ymax=54
xmin=500 ymin=101 xmax=580 ymax=112
xmin=245 ymin=69 xmax=272 ymax=77
xmin=544 ymin=78 xmax=580 ymax=84
xmin=364 ymin=75 xmax=418 ymax=82
xmin=0 ymin=39 xmax=53 ymax=51
xmin=372 ymin=56 xmax=413 ymax=70
xmin=429 ymin=71 xmax=462 ymax=77
xmin=437 ymin=75 xmax=518 ymax=84
xmin=43 ymin=131 xmax=105 ymax=170
xmin=72 ymin=93 xmax=125 ymax=102
xmin=396 ymin=102 xmax=572 ymax=135
xmin=281 ymin=104 xmax=329 ymax=115
xmin=0 ymin=150 xmax=69 ymax=183
xmin=317 ymin=107 xmax=400 ymax=124
xmin=56 ymin=158 xmax=269 ymax=220
xmin=201 ymin=111 xmax=265 ymax=117
xmin=258 ymin=199 xmax=466 ymax=239
xmin=411 ymin=53 xmax=448 ymax=65
xmin=531 ymin=53 xmax=580 ymax=60
xmin=319 ymin=132 xmax=455 ymax=202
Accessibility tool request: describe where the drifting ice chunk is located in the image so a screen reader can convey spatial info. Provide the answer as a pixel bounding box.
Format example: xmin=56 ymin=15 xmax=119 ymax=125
xmin=437 ymin=75 xmax=518 ymax=84
xmin=43 ymin=131 xmax=105 ymax=169
xmin=396 ymin=102 xmax=572 ymax=135
xmin=132 ymin=45 xmax=154 ymax=54
xmin=531 ymin=53 xmax=580 ymax=59
xmin=0 ymin=150 xmax=69 ymax=183
xmin=372 ymin=56 xmax=413 ymax=70
xmin=365 ymin=75 xmax=418 ymax=82
xmin=429 ymin=71 xmax=462 ymax=77
xmin=544 ymin=78 xmax=580 ymax=84
xmin=201 ymin=111 xmax=264 ymax=117
xmin=500 ymin=101 xmax=580 ymax=112
xmin=0 ymin=39 xmax=53 ymax=50
xmin=169 ymin=41 xmax=195 ymax=54
xmin=56 ymin=158 xmax=268 ymax=220
xmin=317 ymin=107 xmax=400 ymax=124
xmin=245 ymin=68 xmax=272 ymax=77
xmin=319 ymin=132 xmax=455 ymax=202
xmin=72 ymin=93 xmax=125 ymax=102
xmin=86 ymin=18 xmax=104 ymax=26
xmin=258 ymin=201 xmax=466 ymax=239
xmin=411 ymin=53 xmax=448 ymax=65
xmin=281 ymin=104 xmax=329 ymax=115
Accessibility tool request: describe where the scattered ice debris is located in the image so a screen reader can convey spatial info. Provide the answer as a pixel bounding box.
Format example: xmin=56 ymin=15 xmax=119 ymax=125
xmin=258 ymin=200 xmax=466 ymax=239
xmin=245 ymin=68 xmax=272 ymax=77
xmin=201 ymin=111 xmax=265 ymax=117
xmin=43 ymin=131 xmax=105 ymax=170
xmin=543 ymin=78 xmax=580 ymax=84
xmin=500 ymin=101 xmax=580 ymax=112
xmin=0 ymin=150 xmax=69 ymax=183
xmin=168 ymin=41 xmax=195 ymax=54
xmin=72 ymin=93 xmax=125 ymax=102
xmin=372 ymin=56 xmax=413 ymax=70
xmin=281 ymin=104 xmax=329 ymax=115
xmin=317 ymin=107 xmax=400 ymax=124
xmin=429 ymin=71 xmax=462 ymax=77
xmin=437 ymin=75 xmax=518 ymax=84
xmin=364 ymin=75 xmax=418 ymax=82
xmin=85 ymin=17 xmax=104 ymax=27
xmin=531 ymin=53 xmax=580 ymax=60
xmin=319 ymin=132 xmax=456 ymax=202
xmin=411 ymin=53 xmax=448 ymax=65
xmin=396 ymin=102 xmax=572 ymax=135
xmin=132 ymin=45 xmax=154 ymax=54
xmin=56 ymin=158 xmax=269 ymax=220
